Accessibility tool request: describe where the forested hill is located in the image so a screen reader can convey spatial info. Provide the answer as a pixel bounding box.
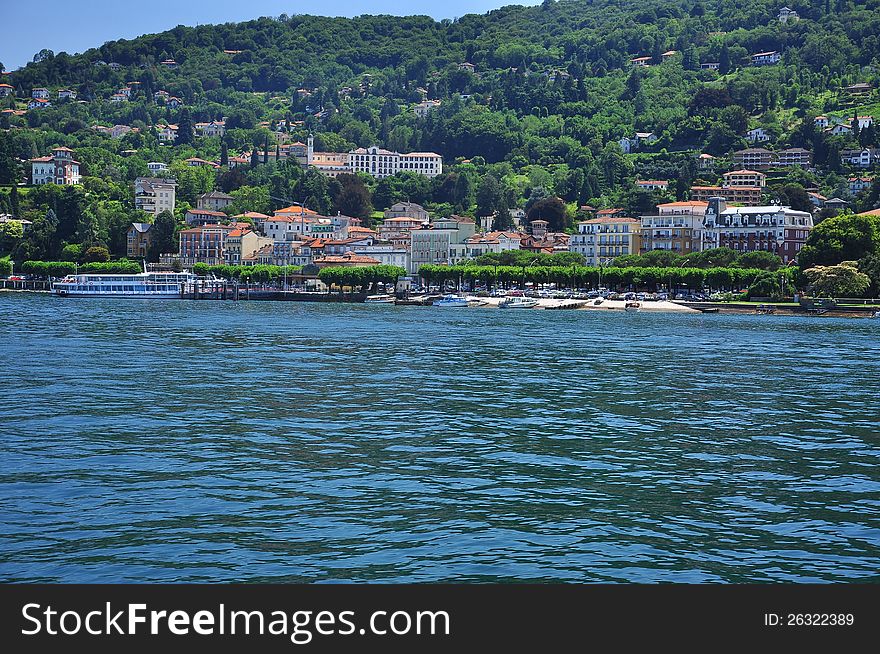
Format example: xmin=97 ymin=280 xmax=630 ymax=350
xmin=1 ymin=0 xmax=879 ymax=258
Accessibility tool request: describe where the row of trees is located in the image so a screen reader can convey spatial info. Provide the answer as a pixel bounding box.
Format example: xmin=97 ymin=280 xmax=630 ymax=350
xmin=418 ymin=263 xmax=787 ymax=294
xmin=317 ymin=265 xmax=406 ymax=293
xmin=20 ymin=259 xmax=141 ymax=277
xmin=190 ymin=263 xmax=302 ymax=282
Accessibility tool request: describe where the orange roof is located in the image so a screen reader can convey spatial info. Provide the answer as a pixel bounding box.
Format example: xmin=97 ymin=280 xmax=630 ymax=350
xmin=233 ymin=212 xmax=270 ymax=220
xmin=857 ymin=209 xmax=880 ymax=217
xmin=348 ymin=226 xmax=378 ymax=234
xmin=725 ymin=169 xmax=762 ymax=175
xmin=274 ymin=205 xmax=318 ymax=215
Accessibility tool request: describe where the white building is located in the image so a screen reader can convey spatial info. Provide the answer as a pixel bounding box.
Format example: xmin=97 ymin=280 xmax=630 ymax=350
xmin=31 ymin=88 xmax=50 ymax=100
xmin=640 ymin=201 xmax=709 ymax=254
xmin=778 ymin=7 xmax=799 ymax=23
xmin=570 ymin=217 xmax=641 ymax=266
xmin=841 ymin=148 xmax=879 ymax=168
xmin=30 ymin=147 xmax=81 ymax=186
xmin=147 ymin=162 xmax=169 ymax=174
xmin=751 ymin=51 xmax=781 ymax=66
xmin=194 ymin=120 xmax=226 ymax=138
xmin=349 ymin=146 xmax=443 ymax=179
xmin=409 ymin=216 xmax=476 ymax=274
xmin=462 ymin=231 xmax=523 ymax=259
xmin=134 ymin=177 xmax=177 ymax=217
xmin=57 ymin=89 xmax=77 ymax=100
xmin=413 ymin=100 xmax=441 ymax=118
xmin=351 ymin=243 xmax=410 ymax=270
xmin=746 ymin=127 xmax=771 ymax=143
xmin=635 ymin=180 xmax=669 ymax=191
xmin=196 ymin=191 xmax=234 ymax=212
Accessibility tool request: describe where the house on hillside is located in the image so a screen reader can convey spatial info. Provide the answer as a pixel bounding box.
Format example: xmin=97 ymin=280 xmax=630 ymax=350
xmin=751 ymin=51 xmax=781 ymax=66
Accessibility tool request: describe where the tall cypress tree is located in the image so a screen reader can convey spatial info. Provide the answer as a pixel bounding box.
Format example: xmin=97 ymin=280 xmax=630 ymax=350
xmin=220 ymin=141 xmax=229 ymax=167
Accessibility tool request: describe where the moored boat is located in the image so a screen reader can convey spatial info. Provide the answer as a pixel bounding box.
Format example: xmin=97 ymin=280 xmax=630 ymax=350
xmin=499 ymin=296 xmax=539 ymax=309
xmin=364 ymin=294 xmax=396 ymax=304
xmin=52 ymin=271 xmax=197 ymax=298
xmin=624 ymin=301 xmax=641 ymax=312
xmin=432 ymin=294 xmax=469 ymax=308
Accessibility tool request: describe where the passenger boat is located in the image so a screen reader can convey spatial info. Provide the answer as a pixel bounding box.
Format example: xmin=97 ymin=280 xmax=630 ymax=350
xmin=364 ymin=294 xmax=396 ymax=304
xmin=432 ymin=294 xmax=469 ymax=308
xmin=624 ymin=301 xmax=641 ymax=312
xmin=52 ymin=271 xmax=197 ymax=298
xmin=499 ymin=296 xmax=539 ymax=309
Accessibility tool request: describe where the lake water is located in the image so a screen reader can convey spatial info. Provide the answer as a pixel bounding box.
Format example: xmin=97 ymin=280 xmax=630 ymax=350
xmin=1 ymin=294 xmax=878 ymax=583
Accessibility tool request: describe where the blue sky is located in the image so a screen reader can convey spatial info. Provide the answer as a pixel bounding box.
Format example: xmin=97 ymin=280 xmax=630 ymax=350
xmin=2 ymin=0 xmax=541 ymax=71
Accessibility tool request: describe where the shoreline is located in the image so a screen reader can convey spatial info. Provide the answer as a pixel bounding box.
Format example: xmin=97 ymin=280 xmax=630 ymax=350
xmin=3 ymin=288 xmax=876 ymax=318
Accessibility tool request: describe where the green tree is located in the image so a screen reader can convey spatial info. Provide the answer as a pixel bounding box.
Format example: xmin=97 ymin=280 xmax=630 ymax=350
xmin=798 ymin=213 xmax=880 ymax=270
xmin=803 ymin=262 xmax=871 ymax=298
xmin=147 ymin=210 xmax=177 ymax=262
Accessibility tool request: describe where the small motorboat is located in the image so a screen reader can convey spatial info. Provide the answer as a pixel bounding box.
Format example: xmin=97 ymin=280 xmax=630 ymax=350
xmin=624 ymin=301 xmax=641 ymax=312
xmin=364 ymin=294 xmax=396 ymax=304
xmin=873 ymin=311 xmax=880 ymax=319
xmin=433 ymin=294 xmax=469 ymax=308
xmin=499 ymin=296 xmax=539 ymax=309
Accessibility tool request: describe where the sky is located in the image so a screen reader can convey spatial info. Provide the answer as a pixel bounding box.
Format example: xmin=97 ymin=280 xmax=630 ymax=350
xmin=2 ymin=0 xmax=542 ymax=71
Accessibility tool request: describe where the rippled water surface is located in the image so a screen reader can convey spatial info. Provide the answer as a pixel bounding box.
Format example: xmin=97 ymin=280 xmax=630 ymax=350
xmin=1 ymin=294 xmax=879 ymax=582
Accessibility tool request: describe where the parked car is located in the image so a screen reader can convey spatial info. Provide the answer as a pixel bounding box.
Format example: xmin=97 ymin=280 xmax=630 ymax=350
xmin=7 ymin=275 xmax=24 ymax=281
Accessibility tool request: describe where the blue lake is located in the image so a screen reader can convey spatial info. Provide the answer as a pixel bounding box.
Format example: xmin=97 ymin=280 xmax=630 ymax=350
xmin=1 ymin=294 xmax=878 ymax=582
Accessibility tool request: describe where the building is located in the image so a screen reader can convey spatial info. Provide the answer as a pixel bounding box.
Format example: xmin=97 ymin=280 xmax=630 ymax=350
xmin=690 ymin=185 xmax=763 ymax=206
xmin=409 ymin=216 xmax=476 ymax=273
xmin=194 ymin=120 xmax=226 ymax=138
xmin=697 ymin=153 xmax=716 ymax=170
xmin=618 ymin=132 xmax=657 ymax=154
xmin=27 ymin=98 xmax=51 ymax=109
xmin=57 ymin=89 xmax=77 ymax=100
xmin=462 ymin=231 xmax=523 ymax=259
xmin=350 ymin=243 xmax=409 ymax=269
xmin=569 ymin=217 xmax=641 ymax=266
xmin=640 ymin=201 xmax=709 ymax=254
xmin=700 ymin=62 xmax=720 ymax=70
xmin=156 ymin=124 xmax=178 ymax=143
xmin=384 ymin=202 xmax=429 ymax=221
xmin=30 ymin=147 xmax=81 ymax=186
xmin=751 ymin=51 xmax=781 ymax=66
xmin=733 ymin=148 xmax=777 ymax=170
xmin=746 ymin=127 xmax=771 ymax=143
xmin=0 ymin=83 xmax=14 ymax=97
xmin=147 ymin=162 xmax=169 ymax=174
xmin=178 ymin=224 xmax=238 ymax=266
xmin=723 ymin=169 xmax=766 ymax=188
xmin=630 ymin=56 xmax=652 ymax=67
xmin=844 ymin=83 xmax=873 ymax=96
xmin=414 ymin=100 xmax=441 ymax=118
xmin=661 ymin=50 xmax=678 ymax=62
xmin=31 ymin=88 xmax=50 ymax=100
xmin=777 ymin=7 xmax=799 ymax=23
xmin=703 ymin=197 xmax=813 ymax=264
xmin=183 ymin=157 xmax=220 ymax=169
xmin=458 ymin=62 xmax=476 ymax=73
xmin=109 ymin=93 xmax=128 ymax=103
xmin=185 ymin=209 xmax=228 ymax=227
xmin=134 ymin=177 xmax=177 ymax=217
xmin=849 ymin=177 xmax=874 ymax=196
xmin=635 ymin=180 xmax=669 ymax=191
xmin=777 ymin=148 xmax=813 ymax=168
xmin=378 ymin=216 xmax=427 ymax=241
xmin=857 ymin=115 xmax=874 ymax=130
xmin=126 ymin=223 xmax=152 ymax=258
xmin=827 ymin=123 xmax=852 ymax=136
xmin=196 ymin=191 xmax=233 ymax=212
xmin=814 ymin=115 xmax=830 ymax=129
xmin=349 ymin=146 xmax=443 ymax=179
xmin=160 ymin=59 xmax=178 ymax=69
xmin=841 ymin=148 xmax=879 ymax=169
xmin=224 ymin=229 xmax=273 ymax=265
xmin=314 ymin=252 xmax=383 ymax=268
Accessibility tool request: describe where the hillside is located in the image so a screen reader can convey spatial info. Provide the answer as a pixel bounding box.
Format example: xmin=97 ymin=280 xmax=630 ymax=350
xmin=1 ymin=0 xmax=879 ymax=266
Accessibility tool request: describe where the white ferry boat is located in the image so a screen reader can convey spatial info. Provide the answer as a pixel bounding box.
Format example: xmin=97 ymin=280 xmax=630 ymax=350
xmin=52 ymin=271 xmax=197 ymax=298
